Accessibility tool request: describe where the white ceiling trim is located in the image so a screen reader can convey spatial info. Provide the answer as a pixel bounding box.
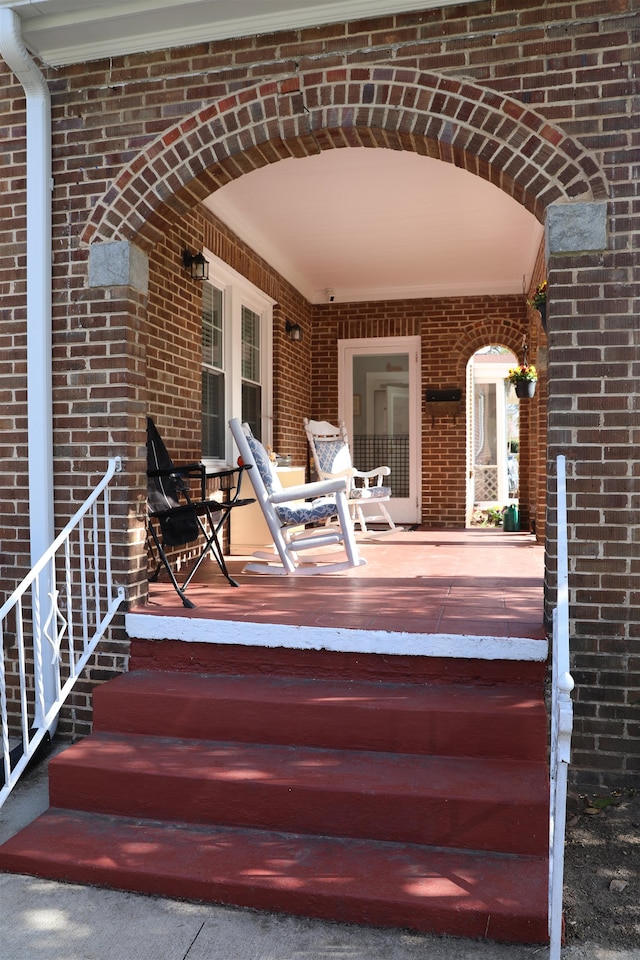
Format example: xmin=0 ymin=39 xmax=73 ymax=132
xmin=1 ymin=0 xmax=484 ymax=67
xmin=310 ymin=280 xmax=529 ymax=306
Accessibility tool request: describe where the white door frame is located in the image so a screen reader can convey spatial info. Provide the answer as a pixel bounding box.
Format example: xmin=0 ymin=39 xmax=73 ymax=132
xmin=338 ymin=336 xmax=421 ymax=524
xmin=466 ymin=356 xmax=515 ymax=518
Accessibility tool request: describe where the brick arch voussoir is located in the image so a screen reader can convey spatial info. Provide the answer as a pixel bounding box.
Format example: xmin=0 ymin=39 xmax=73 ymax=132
xmin=81 ymin=89 xmax=322 ymax=247
xmin=455 ymin=323 xmax=527 ymax=385
xmin=82 ymin=66 xmax=608 ymax=249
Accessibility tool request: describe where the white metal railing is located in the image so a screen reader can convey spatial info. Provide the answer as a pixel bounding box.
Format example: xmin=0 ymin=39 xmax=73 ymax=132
xmin=0 ymin=457 xmax=126 ymax=808
xmin=548 ymin=454 xmax=574 ymax=957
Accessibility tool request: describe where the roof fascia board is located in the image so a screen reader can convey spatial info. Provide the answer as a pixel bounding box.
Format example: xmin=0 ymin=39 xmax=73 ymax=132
xmin=0 ymin=0 xmax=483 ymax=66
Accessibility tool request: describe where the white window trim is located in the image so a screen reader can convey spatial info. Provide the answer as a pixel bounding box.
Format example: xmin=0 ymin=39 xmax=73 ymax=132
xmin=202 ymin=249 xmax=275 ymax=468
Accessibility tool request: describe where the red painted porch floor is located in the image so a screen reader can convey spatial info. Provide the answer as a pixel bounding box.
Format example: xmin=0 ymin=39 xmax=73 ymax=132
xmin=137 ymin=527 xmax=547 ymax=641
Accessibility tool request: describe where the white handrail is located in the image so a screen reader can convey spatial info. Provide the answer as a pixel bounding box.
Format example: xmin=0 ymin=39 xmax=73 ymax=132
xmin=0 ymin=458 xmax=126 ymax=808
xmin=548 ymin=455 xmax=574 ymax=957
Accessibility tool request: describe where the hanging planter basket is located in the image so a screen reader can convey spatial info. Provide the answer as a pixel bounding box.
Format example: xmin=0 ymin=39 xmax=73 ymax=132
xmin=507 ymin=364 xmax=537 ymax=399
xmin=515 ymin=380 xmax=537 ymax=399
xmin=528 ymin=281 xmax=548 ymax=333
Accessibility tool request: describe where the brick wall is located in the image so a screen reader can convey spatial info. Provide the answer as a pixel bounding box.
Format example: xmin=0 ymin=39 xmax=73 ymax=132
xmin=0 ymin=1 xmax=638 ymax=784
xmin=310 ymin=295 xmax=533 ymax=527
xmin=144 ymin=208 xmax=313 ymax=465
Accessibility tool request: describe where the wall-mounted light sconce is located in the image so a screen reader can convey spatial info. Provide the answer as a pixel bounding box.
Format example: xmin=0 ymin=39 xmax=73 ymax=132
xmin=182 ymin=249 xmax=209 ymax=281
xmin=285 ymin=320 xmax=303 ymax=342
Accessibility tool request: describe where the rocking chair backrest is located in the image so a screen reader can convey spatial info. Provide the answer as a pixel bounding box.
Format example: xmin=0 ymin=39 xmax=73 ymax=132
xmin=304 ymin=419 xmax=352 ymax=479
xmin=234 ymin=424 xmax=331 ymax=527
xmin=243 ymin=433 xmax=284 ymax=498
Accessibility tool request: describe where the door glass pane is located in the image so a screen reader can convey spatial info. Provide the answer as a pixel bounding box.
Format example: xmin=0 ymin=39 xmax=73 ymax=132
xmin=352 ymin=353 xmax=409 ymax=498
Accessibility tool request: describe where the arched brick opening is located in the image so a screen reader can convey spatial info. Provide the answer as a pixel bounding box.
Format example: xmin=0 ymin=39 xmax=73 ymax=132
xmin=456 ymin=328 xmax=523 ymax=377
xmin=85 ymin=65 xmax=608 ymax=543
xmin=85 ymin=62 xmax=611 ymax=607
xmin=457 ymin=326 xmax=538 ymax=533
xmin=82 ymin=67 xmax=607 ymax=250
xmin=66 ymin=59 xmax=639 ymax=791
xmin=83 ymin=67 xmax=607 ymax=538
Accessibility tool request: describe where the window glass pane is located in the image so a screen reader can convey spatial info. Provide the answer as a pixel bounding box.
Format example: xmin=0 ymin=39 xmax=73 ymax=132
xmin=202 ymin=283 xmax=225 ymax=458
xmin=241 ymin=305 xmax=261 ymax=438
xmin=242 ymin=382 xmax=262 ymax=441
xmin=203 ymin=283 xmax=223 ymax=369
xmin=202 ymin=369 xmax=225 ymax=458
xmin=241 ymin=306 xmax=260 ymax=382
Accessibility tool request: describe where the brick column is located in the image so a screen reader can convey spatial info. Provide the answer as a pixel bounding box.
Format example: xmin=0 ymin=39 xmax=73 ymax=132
xmin=545 ymin=200 xmax=640 ymax=788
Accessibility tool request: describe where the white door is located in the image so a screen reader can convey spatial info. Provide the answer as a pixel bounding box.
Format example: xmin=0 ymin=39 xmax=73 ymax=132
xmin=338 ymin=337 xmax=421 ymax=524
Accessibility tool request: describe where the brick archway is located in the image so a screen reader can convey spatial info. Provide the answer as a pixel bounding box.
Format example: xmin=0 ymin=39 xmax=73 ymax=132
xmin=82 ymin=66 xmax=608 ymax=250
xmin=456 ymin=327 xmax=526 ymax=383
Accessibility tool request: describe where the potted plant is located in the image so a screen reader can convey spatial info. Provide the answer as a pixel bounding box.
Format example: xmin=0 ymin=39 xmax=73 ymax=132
xmin=507 ymin=363 xmax=537 ymax=399
xmin=527 ymin=280 xmax=547 ymax=330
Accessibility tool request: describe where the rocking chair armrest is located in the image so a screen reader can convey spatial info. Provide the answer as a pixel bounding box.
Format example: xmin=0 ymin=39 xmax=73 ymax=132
xmin=352 ymin=465 xmax=391 ymax=480
xmin=322 ymin=467 xmax=358 ymax=480
xmin=269 ymin=477 xmax=347 ymax=504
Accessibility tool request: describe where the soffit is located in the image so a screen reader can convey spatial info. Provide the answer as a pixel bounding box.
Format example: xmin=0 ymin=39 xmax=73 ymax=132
xmin=0 ymin=0 xmax=481 ymax=66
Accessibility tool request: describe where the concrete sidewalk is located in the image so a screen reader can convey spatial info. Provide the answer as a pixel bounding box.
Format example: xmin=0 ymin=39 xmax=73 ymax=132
xmin=0 ymin=750 xmax=634 ymax=960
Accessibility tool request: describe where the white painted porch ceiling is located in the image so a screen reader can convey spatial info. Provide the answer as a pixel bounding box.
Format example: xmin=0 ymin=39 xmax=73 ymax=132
xmin=2 ymin=0 xmax=542 ymax=304
xmin=204 ymin=150 xmax=543 ymax=304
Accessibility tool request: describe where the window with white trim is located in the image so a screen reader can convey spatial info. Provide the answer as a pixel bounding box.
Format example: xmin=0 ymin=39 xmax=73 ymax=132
xmin=201 ymin=252 xmax=273 ymax=465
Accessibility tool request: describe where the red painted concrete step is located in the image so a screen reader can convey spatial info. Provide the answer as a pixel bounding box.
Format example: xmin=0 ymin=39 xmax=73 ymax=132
xmin=129 ymin=637 xmax=547 ymax=687
xmin=93 ymin=670 xmax=548 ymax=762
xmin=0 ymin=664 xmax=550 ymax=944
xmin=48 ymin=732 xmax=548 ymax=856
xmin=0 ymin=808 xmax=549 ymax=944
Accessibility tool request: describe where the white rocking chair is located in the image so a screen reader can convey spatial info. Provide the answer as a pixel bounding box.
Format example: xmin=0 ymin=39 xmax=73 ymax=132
xmin=304 ymin=418 xmax=396 ymax=534
xmin=229 ymin=418 xmax=366 ymax=576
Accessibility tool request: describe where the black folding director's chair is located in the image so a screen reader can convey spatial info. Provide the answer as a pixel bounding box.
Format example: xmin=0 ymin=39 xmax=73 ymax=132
xmin=146 ymin=416 xmax=253 ymax=608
